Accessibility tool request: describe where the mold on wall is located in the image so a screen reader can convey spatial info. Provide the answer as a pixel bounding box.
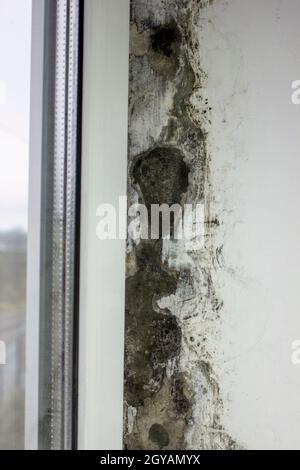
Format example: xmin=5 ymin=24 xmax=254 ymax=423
xmin=124 ymin=0 xmax=240 ymax=450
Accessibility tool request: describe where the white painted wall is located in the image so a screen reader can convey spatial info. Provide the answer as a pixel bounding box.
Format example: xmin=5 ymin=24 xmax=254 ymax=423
xmin=198 ymin=0 xmax=300 ymax=450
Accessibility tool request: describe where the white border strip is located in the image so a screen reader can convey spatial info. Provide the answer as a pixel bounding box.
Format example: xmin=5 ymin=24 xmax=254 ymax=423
xmin=25 ymin=0 xmax=44 ymax=450
xmin=78 ymin=0 xmax=130 ymax=450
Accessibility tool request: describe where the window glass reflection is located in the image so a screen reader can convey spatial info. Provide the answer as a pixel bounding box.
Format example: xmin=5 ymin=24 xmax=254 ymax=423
xmin=0 ymin=0 xmax=31 ymax=449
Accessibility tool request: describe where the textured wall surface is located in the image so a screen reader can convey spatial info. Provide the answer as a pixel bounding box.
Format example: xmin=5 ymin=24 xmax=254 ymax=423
xmin=124 ymin=0 xmax=300 ymax=450
xmin=124 ymin=0 xmax=240 ymax=450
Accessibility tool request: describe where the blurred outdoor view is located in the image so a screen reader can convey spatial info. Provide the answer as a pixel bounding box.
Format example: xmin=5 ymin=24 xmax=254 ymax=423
xmin=0 ymin=0 xmax=32 ymax=449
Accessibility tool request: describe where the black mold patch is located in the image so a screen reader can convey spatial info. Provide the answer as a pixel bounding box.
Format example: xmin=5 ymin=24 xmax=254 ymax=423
xmin=125 ymin=253 xmax=180 ymax=406
xmin=133 ymin=147 xmax=189 ymax=208
xmin=132 ymin=147 xmax=189 ymax=238
xmin=124 ymin=158 xmax=184 ymax=405
xmin=155 ymin=315 xmax=181 ymax=359
xmin=148 ymin=22 xmax=181 ymax=78
xmin=149 ymin=423 xmax=170 ymax=448
xmin=150 ymin=25 xmax=181 ymax=58
xmin=171 ymin=374 xmax=193 ymax=417
xmin=125 ymin=149 xmax=190 ymax=432
xmin=124 ymin=144 xmax=192 ymax=447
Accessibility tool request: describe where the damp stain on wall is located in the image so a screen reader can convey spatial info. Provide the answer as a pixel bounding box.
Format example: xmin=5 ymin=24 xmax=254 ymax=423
xmin=124 ymin=0 xmax=240 ymax=450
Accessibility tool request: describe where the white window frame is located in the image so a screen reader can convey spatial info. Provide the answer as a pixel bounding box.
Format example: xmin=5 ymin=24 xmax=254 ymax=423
xmin=78 ymin=0 xmax=129 ymax=450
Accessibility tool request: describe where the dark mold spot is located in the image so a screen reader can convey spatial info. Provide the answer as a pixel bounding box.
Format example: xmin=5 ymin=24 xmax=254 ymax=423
xmin=155 ymin=315 xmax=181 ymax=359
xmin=149 ymin=423 xmax=170 ymax=448
xmin=133 ymin=147 xmax=189 ymax=208
xmin=125 ymin=243 xmax=181 ymax=407
xmin=207 ymin=217 xmax=220 ymax=227
xmin=132 ymin=147 xmax=189 ymax=238
xmin=171 ymin=374 xmax=192 ymax=417
xmin=150 ymin=25 xmax=181 ymax=58
xmin=125 ymin=146 xmax=189 ymax=407
xmin=149 ymin=23 xmax=181 ymax=78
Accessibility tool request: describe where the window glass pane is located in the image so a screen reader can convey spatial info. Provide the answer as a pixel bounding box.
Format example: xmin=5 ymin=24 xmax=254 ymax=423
xmin=0 ymin=0 xmax=31 ymax=450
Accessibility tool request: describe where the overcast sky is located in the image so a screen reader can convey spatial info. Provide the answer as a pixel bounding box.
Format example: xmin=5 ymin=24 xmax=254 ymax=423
xmin=0 ymin=0 xmax=31 ymax=231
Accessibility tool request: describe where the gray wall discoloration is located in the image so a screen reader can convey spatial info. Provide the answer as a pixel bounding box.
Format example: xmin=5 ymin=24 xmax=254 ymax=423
xmin=124 ymin=0 xmax=240 ymax=449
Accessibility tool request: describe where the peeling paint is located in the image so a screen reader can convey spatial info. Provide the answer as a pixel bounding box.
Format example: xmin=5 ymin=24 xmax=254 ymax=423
xmin=124 ymin=0 xmax=240 ymax=450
